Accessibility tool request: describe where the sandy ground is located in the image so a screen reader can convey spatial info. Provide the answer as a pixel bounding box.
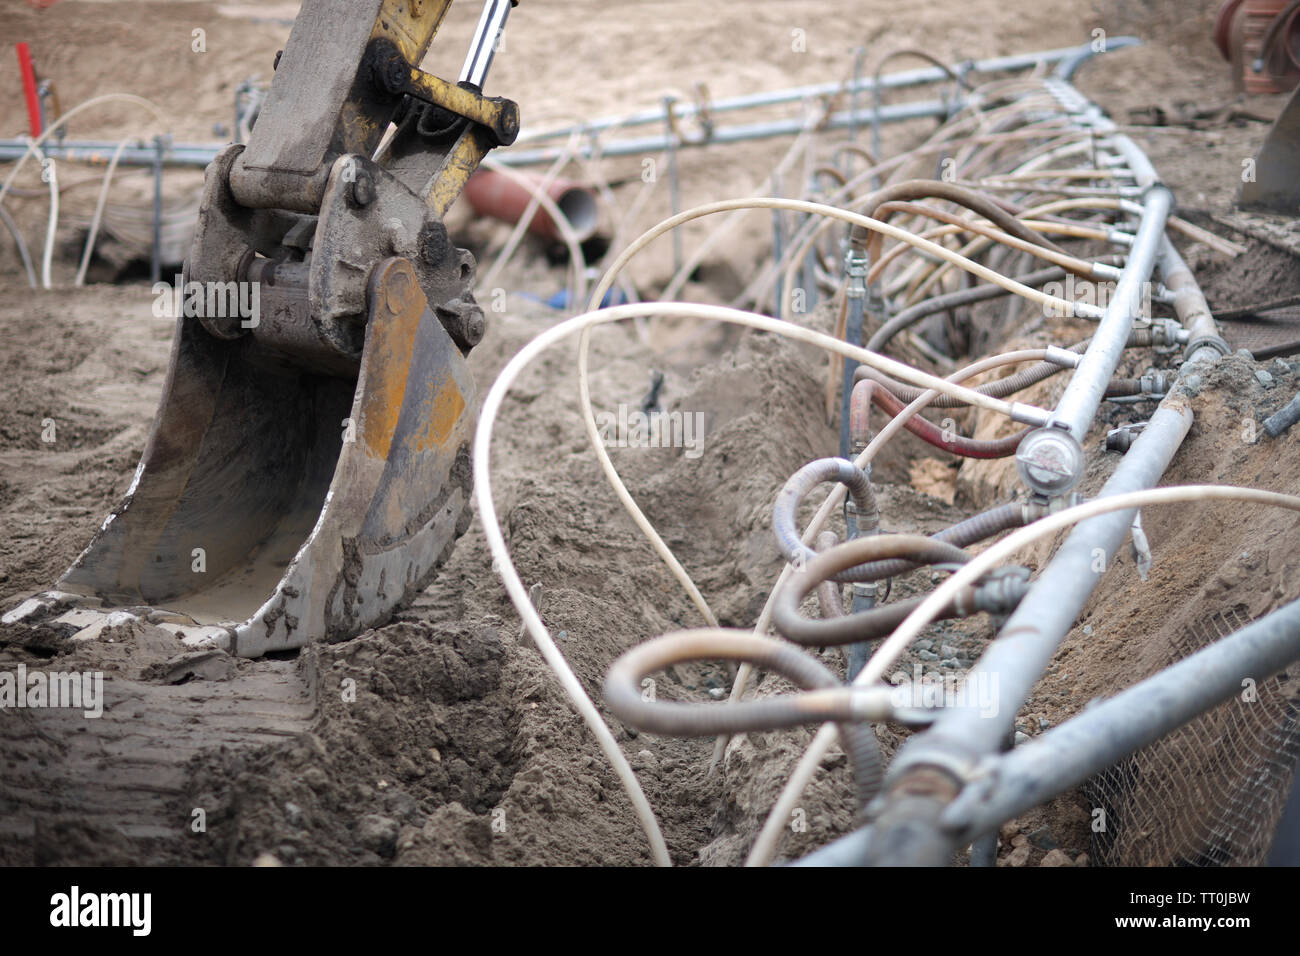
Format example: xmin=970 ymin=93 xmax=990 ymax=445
xmin=2 ymin=0 xmax=1299 ymax=866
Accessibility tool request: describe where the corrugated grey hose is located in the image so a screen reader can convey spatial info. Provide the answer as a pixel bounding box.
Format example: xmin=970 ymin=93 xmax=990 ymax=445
xmin=773 ymin=460 xmax=1025 ymax=584
xmin=773 ymin=458 xmax=879 ymax=573
xmin=772 ymin=534 xmax=975 ymax=646
xmin=604 ymin=631 xmax=884 ymax=810
xmin=841 ymin=502 xmax=1026 ymax=583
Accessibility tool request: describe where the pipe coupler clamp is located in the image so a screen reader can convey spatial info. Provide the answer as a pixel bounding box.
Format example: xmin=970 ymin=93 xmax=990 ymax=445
xmin=1043 ymin=345 xmax=1082 ymax=369
xmin=958 ymin=566 xmax=1032 ymax=617
xmin=1183 ymin=333 xmax=1231 ymax=363
xmin=1106 ymin=420 xmax=1148 ymax=453
xmin=1138 ymin=317 xmax=1184 ymax=352
xmin=1021 ymin=492 xmax=1083 ymax=522
xmin=844 ymin=247 xmax=869 ymax=299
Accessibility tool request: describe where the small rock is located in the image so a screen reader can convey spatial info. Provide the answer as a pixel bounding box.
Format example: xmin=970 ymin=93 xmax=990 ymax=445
xmin=1183 ymin=373 xmax=1202 ymax=396
xmin=999 ymin=821 xmax=1019 ymax=844
xmin=940 ymin=658 xmax=959 ymax=669
xmin=252 ymin=853 xmax=282 ymax=867
xmin=1014 ymin=731 xmax=1030 ymax=745
xmin=918 ymin=649 xmax=939 ymax=661
xmin=1272 ymin=358 xmax=1291 ymax=377
xmin=301 ymin=767 xmax=330 ymax=792
xmin=356 ymin=814 xmax=400 ymax=857
xmin=940 ymin=644 xmax=958 ymax=659
xmin=275 ymin=843 xmax=299 ymax=864
xmin=1040 ymin=849 xmax=1072 ymax=867
xmin=1028 ymin=826 xmax=1058 ymax=850
xmin=284 ymin=802 xmax=303 ymax=827
xmin=708 ymin=687 xmax=726 ymax=700
xmin=1038 ymin=717 xmax=1051 ymax=731
xmin=914 ymin=639 xmax=934 ymax=652
xmin=1074 ymin=852 xmax=1090 ymax=868
xmin=1011 ymin=833 xmax=1028 ymax=848
xmin=1256 ymin=370 xmax=1275 ymax=388
xmin=1003 ymin=844 xmax=1032 ymax=867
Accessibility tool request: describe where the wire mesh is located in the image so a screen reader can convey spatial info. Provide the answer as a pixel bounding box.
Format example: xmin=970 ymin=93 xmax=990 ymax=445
xmin=1084 ymin=605 xmax=1300 ymax=866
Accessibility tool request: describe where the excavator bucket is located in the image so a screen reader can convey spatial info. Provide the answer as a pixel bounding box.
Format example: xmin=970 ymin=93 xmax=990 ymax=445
xmin=119 ymin=261 xmax=463 ymax=656
xmin=5 ymin=257 xmax=475 ymax=658
xmin=1240 ymin=83 xmax=1300 ymax=214
xmin=3 ymin=0 xmax=519 ymax=656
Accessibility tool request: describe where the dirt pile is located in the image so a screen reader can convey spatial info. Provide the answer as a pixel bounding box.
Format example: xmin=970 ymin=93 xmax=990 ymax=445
xmin=3 ymin=0 xmax=1297 ymax=868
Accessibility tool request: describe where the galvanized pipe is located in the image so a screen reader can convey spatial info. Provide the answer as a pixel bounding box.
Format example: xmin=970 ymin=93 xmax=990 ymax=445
xmin=797 ymin=399 xmax=1193 ymax=867
xmin=0 ymin=140 xmax=220 ymax=168
xmin=803 ymin=86 xmax=1236 ymax=856
xmin=514 ymin=40 xmax=1139 ymax=145
xmin=1158 ymin=235 xmax=1231 ymax=365
xmin=1044 ymin=184 xmax=1172 ymax=442
xmin=798 ymin=595 xmax=1300 ymax=865
xmin=0 ymin=44 xmax=1138 ymax=173
xmin=500 ymin=96 xmax=966 ymax=167
xmin=944 ymin=596 xmax=1300 ymax=842
xmin=895 ymin=396 xmax=1194 ymax=779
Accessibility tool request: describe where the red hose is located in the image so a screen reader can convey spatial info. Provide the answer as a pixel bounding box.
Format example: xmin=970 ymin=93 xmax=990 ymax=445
xmin=850 ymin=378 xmax=1028 ymax=460
xmin=15 ymin=43 xmax=41 ymax=138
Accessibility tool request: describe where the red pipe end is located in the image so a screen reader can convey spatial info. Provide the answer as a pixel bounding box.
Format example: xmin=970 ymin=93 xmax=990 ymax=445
xmin=15 ymin=43 xmax=42 ymax=138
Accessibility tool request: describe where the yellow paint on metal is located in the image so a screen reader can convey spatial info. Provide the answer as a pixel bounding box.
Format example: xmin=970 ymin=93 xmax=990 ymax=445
xmin=372 ymin=0 xmax=450 ymax=66
xmin=404 ymin=66 xmax=512 ymax=134
xmin=426 ymin=125 xmax=492 ymax=215
xmin=334 ymin=0 xmax=451 ymax=159
xmin=413 ymin=377 xmax=466 ymax=451
xmin=359 ymin=265 xmax=421 ymax=460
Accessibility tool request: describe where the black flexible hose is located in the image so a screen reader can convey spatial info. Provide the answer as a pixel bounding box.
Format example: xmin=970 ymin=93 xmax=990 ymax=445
xmin=866 ymin=264 xmax=1069 ymax=354
xmin=772 ymin=535 xmax=973 ymax=645
xmin=604 ymin=631 xmax=885 ymax=809
xmin=843 ymin=502 xmax=1026 ymax=583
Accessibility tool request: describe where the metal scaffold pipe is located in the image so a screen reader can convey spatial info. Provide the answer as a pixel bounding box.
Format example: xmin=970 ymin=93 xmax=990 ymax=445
xmin=514 ymin=39 xmax=1140 ymax=145
xmin=797 ymin=76 xmax=1237 ymax=867
xmin=798 ymin=596 xmax=1300 ymax=865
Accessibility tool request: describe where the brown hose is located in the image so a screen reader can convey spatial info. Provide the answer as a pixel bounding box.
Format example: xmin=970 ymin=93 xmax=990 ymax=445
xmin=772 ymin=535 xmax=974 ymax=646
xmin=604 ymin=631 xmax=885 ymax=808
xmin=851 ymin=377 xmax=1031 ymax=459
xmin=848 ymin=179 xmax=1068 ymax=266
xmin=871 ymin=200 xmax=1097 ymax=281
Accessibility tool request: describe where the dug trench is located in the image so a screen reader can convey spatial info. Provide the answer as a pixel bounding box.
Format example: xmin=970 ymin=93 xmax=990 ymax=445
xmin=3 ymin=0 xmax=1300 ymax=868
xmin=0 ymin=281 xmax=973 ymax=865
xmin=6 ymin=220 xmax=1300 ymax=866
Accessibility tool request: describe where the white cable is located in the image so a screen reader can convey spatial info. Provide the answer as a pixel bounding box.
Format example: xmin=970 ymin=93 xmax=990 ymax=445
xmin=35 ymin=142 xmax=57 ymax=289
xmin=477 ymin=156 xmax=589 ymax=309
xmin=479 ymin=302 xmax=1053 ymax=865
xmin=75 ymin=137 xmax=131 ymax=286
xmin=0 ymin=93 xmax=166 ymax=206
